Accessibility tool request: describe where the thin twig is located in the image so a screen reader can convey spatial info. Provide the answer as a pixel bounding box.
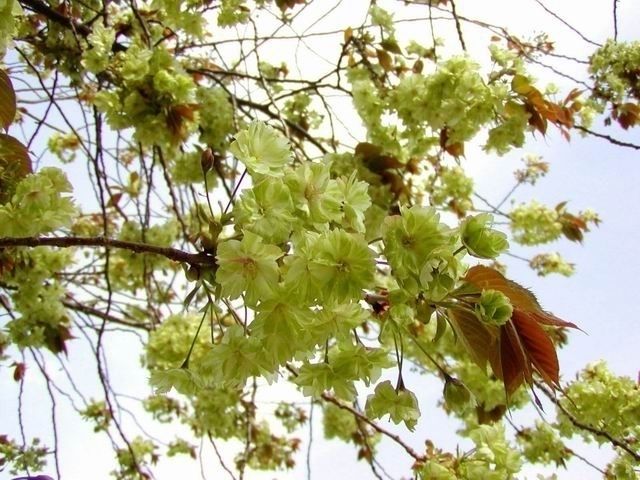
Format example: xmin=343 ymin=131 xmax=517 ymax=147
xmin=449 ymin=0 xmax=466 ymax=51
xmin=320 ymin=392 xmax=425 ymax=462
xmin=535 ymin=381 xmax=640 ymax=462
xmin=306 ymin=401 xmax=313 ymax=480
xmin=532 ymin=0 xmax=602 ymax=47
xmin=574 ymin=125 xmax=640 ymax=150
xmin=613 ymin=0 xmax=619 ymax=40
xmin=208 ymin=433 xmax=238 ymax=480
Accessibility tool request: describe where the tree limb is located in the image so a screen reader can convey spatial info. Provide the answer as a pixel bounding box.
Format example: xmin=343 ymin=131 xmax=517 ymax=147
xmin=320 ymin=392 xmax=426 ymax=462
xmin=0 ymin=236 xmax=215 ymax=266
xmin=535 ymin=380 xmax=640 ymax=462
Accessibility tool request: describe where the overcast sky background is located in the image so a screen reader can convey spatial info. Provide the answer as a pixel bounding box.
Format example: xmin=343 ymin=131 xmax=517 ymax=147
xmin=2 ymin=1 xmax=639 ymax=479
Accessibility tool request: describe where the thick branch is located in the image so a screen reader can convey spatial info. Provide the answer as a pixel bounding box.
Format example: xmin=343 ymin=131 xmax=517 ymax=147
xmin=19 ymin=0 xmax=127 ymax=51
xmin=0 ymin=236 xmax=215 ymax=266
xmin=20 ymin=0 xmax=91 ymax=35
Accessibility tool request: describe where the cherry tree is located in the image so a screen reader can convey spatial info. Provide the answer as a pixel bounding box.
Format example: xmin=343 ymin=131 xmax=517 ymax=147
xmin=0 ymin=0 xmax=639 ymax=478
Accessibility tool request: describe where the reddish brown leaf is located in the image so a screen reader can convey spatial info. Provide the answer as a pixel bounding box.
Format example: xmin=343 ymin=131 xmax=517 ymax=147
xmin=525 ymin=102 xmax=548 ymax=135
xmin=107 ymin=192 xmax=123 ymax=208
xmin=448 ymin=308 xmax=499 ymax=368
xmin=44 ymin=324 xmax=74 ymax=355
xmin=0 ymin=133 xmax=32 ymax=203
xmin=355 ymin=142 xmax=404 ymax=172
xmin=526 ymin=90 xmax=547 ymax=111
xmin=560 ymin=106 xmax=575 ymax=128
xmin=529 ymin=311 xmax=578 ymax=329
xmin=614 ymin=103 xmax=640 ymax=130
xmin=465 ymin=265 xmax=542 ymax=313
xmin=355 ymin=141 xmax=382 ymax=159
xmin=544 ymin=103 xmax=574 ymax=128
xmin=476 ymin=403 xmax=507 ymax=424
xmin=466 ymin=265 xmax=578 ymax=328
xmin=558 ymin=210 xmax=588 ymax=243
xmin=445 ymin=141 xmax=464 ymax=157
xmin=0 ymin=134 xmax=30 ymax=172
xmin=563 ymin=88 xmax=583 ymax=105
xmin=511 ymin=310 xmax=560 ymax=387
xmin=439 ymin=128 xmax=465 ymax=157
xmin=0 ymin=70 xmax=16 ymax=130
xmin=275 ymin=0 xmax=305 ymax=12
xmin=463 ymin=265 xmax=575 ymax=395
xmin=381 ymin=171 xmax=409 ymax=199
xmin=561 ymin=222 xmax=584 ymax=243
xmin=376 ymin=49 xmax=393 ymax=72
xmin=13 ymin=362 xmax=26 ymax=382
xmin=166 ymin=103 xmax=198 ymax=141
xmin=495 ymin=323 xmax=527 ymax=395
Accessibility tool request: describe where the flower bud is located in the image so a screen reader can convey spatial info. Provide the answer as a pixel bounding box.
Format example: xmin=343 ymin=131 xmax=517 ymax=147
xmin=443 ymin=376 xmax=472 ymax=409
xmin=460 ymin=213 xmax=509 ymax=259
xmin=475 ymin=289 xmax=513 ymax=326
xmin=200 ymin=147 xmax=215 ymax=173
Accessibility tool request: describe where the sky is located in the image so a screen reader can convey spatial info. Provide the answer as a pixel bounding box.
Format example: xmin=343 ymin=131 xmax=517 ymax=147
xmin=2 ymin=1 xmax=640 ymax=479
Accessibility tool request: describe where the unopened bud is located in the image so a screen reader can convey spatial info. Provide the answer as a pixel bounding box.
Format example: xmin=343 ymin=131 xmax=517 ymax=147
xmin=443 ymin=377 xmax=472 ymax=408
xmin=200 ymin=148 xmax=215 ymax=173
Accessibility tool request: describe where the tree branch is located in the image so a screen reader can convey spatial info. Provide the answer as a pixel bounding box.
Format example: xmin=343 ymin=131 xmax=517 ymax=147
xmin=574 ymin=125 xmax=640 ymax=150
xmin=0 ymin=236 xmax=215 ymax=266
xmin=448 ymin=0 xmax=466 ymax=52
xmin=19 ymin=0 xmax=127 ymax=51
xmin=536 ymin=381 xmax=640 ymax=462
xmin=19 ymin=0 xmax=91 ymax=36
xmin=320 ymin=392 xmax=426 ymax=462
xmin=62 ymin=296 xmax=153 ymax=331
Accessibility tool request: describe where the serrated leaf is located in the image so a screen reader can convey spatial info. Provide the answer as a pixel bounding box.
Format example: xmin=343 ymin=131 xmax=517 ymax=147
xmin=462 ymin=265 xmax=574 ymax=396
xmin=376 ymin=49 xmax=393 ymax=71
xmin=380 ymin=39 xmax=402 ymax=54
xmin=464 ymin=265 xmax=577 ymax=329
xmin=0 ymin=70 xmax=16 ymax=130
xmin=149 ymin=368 xmax=201 ymax=395
xmin=511 ymin=310 xmax=559 ymax=387
xmin=365 ymin=380 xmax=420 ymax=430
xmin=465 ymin=265 xmax=544 ymax=313
xmin=0 ymin=133 xmax=32 ymax=203
xmin=495 ymin=322 xmax=528 ymax=395
xmin=447 ymin=308 xmax=498 ymax=368
xmin=526 ymin=102 xmax=548 ymax=135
